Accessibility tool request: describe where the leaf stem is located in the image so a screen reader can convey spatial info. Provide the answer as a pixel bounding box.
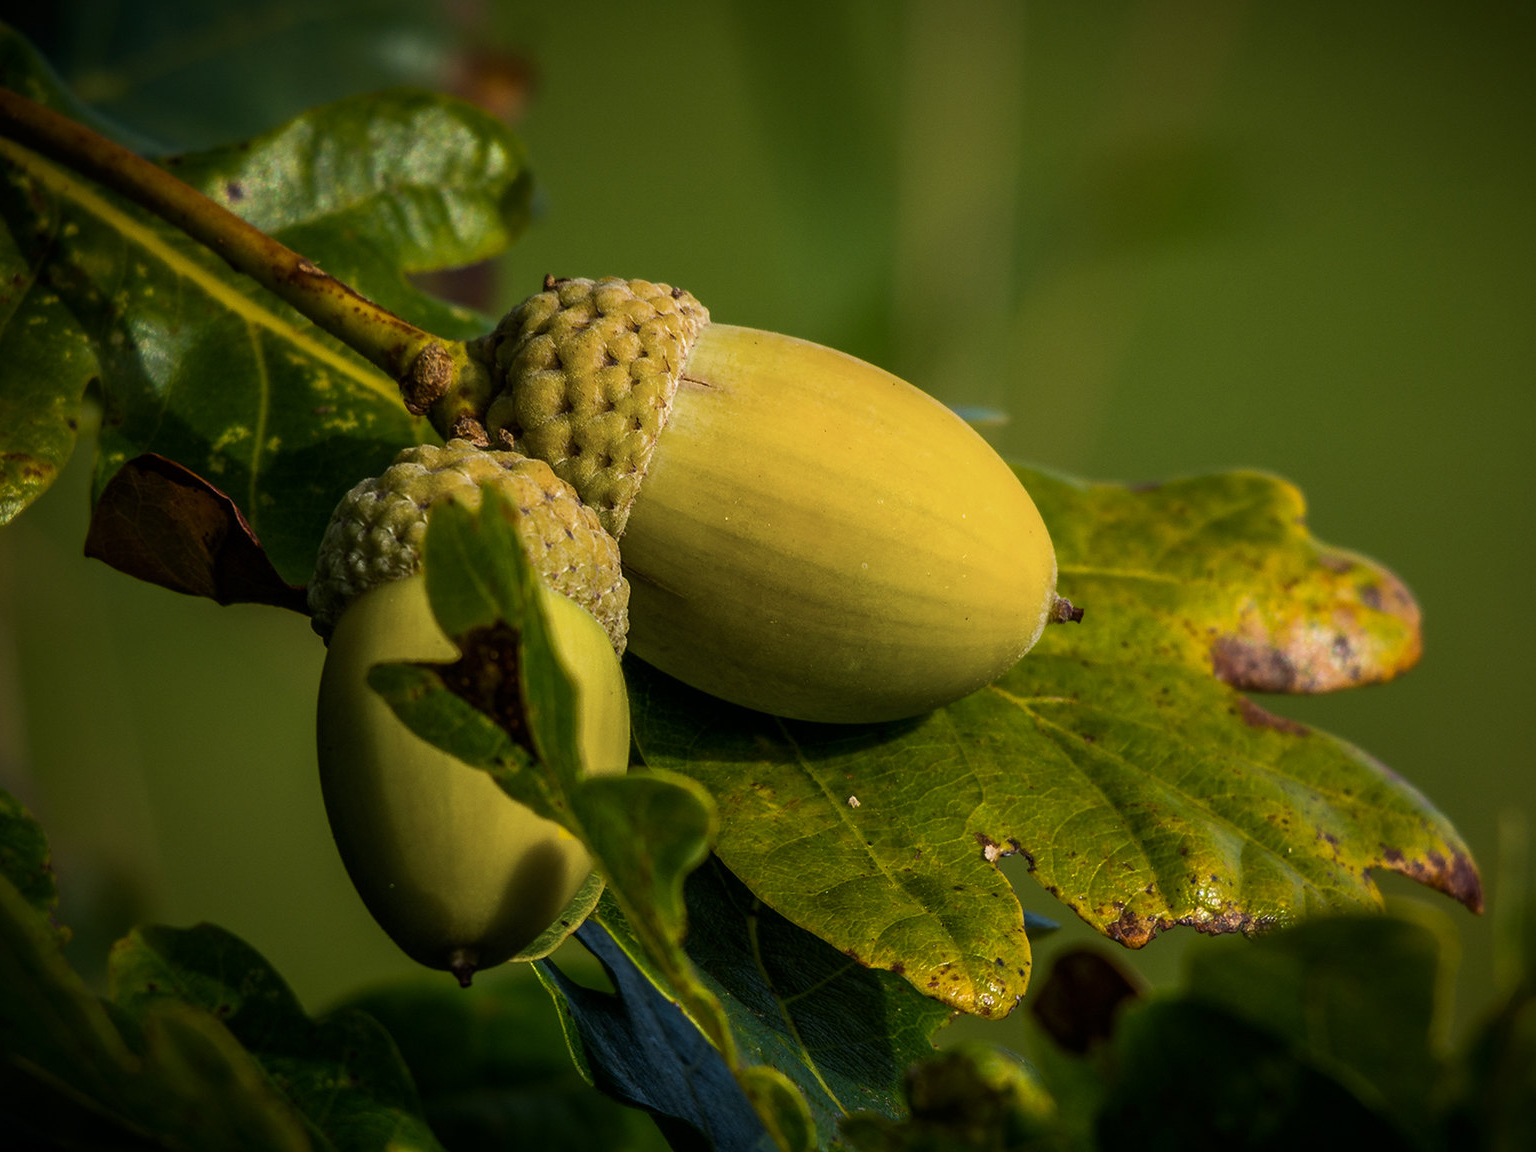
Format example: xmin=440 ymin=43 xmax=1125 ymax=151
xmin=0 ymin=86 xmax=473 ymax=417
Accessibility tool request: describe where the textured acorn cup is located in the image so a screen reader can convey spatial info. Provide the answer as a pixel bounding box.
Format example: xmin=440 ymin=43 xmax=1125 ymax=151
xmin=316 ymin=573 xmax=629 ymax=983
xmin=308 ymin=439 xmax=629 ymax=654
xmin=481 ymin=277 xmax=1059 ymax=724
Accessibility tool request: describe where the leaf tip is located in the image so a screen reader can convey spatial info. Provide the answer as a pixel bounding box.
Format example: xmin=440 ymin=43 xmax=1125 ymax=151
xmin=1380 ymin=845 xmax=1484 ymax=915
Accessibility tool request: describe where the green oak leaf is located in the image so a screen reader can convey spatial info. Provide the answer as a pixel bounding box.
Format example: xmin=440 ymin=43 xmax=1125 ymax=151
xmin=1442 ymin=974 xmax=1536 ymax=1151
xmin=1032 ymin=468 xmax=1422 ymax=692
xmin=158 ymin=91 xmax=530 ymax=344
xmin=541 ymin=920 xmax=780 ymax=1152
xmin=0 ymin=785 xmax=448 ymax=1150
xmin=109 ymin=923 xmax=445 ymax=1152
xmin=630 ymin=468 xmax=1478 ymax=1019
xmin=1438 ymin=832 xmax=1536 ymax=1152
xmin=0 ymin=787 xmax=60 ymax=926
xmin=0 ymin=24 xmax=105 ymax=523
xmin=1098 ymin=999 xmax=1416 ymax=1151
xmin=341 ymin=967 xmax=671 ymax=1152
xmin=1018 ymin=910 xmax=1536 ymax=1151
xmin=593 ymin=857 xmax=958 ymax=1150
xmin=29 ymin=0 xmax=459 ymax=153
xmin=0 ymin=24 xmax=530 ymax=581
xmin=581 ymin=897 xmax=820 ymax=1152
xmin=1091 ymin=914 xmax=1452 ymax=1150
xmin=1181 ymin=913 xmax=1448 ymax=1132
xmin=839 ymin=1043 xmax=1065 ymax=1152
xmin=0 ymin=789 xmax=314 ymax=1150
xmin=683 ymin=856 xmax=954 ymax=1134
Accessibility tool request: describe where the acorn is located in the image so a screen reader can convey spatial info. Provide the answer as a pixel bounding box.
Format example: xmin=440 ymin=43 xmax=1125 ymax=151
xmin=475 ymin=276 xmax=1065 ymax=724
xmin=310 ymin=441 xmax=630 ymax=984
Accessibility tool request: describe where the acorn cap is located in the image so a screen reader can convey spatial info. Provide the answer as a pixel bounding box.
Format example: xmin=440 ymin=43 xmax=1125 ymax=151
xmin=481 ymin=276 xmax=709 ymax=537
xmin=308 ymin=439 xmax=629 ymax=653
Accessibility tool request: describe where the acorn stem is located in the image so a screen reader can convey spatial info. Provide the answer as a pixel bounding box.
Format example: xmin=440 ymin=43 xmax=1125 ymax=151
xmin=449 ymin=948 xmax=479 ymax=988
xmin=0 ymin=87 xmax=472 ymax=419
xmin=1050 ymin=596 xmax=1084 ymax=624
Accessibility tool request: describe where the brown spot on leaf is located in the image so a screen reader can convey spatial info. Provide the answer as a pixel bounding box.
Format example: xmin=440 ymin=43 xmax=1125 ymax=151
xmin=1369 ymin=567 xmax=1421 ymax=620
xmin=1005 ymin=839 xmax=1036 ymax=870
xmin=1379 ymin=845 xmax=1484 ymax=914
xmin=1211 ymin=549 xmax=1422 ymax=692
xmin=1 ymin=451 xmax=56 ymax=485
xmin=1236 ymin=697 xmax=1310 ymax=735
xmin=1103 ymin=905 xmax=1155 ymax=947
xmin=429 ymin=622 xmax=537 ymax=758
xmin=1212 ymin=636 xmax=1299 ymax=692
xmin=1100 ymin=900 xmax=1281 ymax=949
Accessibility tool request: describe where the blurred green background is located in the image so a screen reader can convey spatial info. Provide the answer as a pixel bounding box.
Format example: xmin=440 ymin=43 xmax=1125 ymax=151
xmin=1 ymin=0 xmax=1531 ymax=1051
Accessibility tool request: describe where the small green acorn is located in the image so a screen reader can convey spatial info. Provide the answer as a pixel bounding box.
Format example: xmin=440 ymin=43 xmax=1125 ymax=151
xmin=309 ymin=440 xmax=630 ymax=984
xmin=474 ymin=276 xmax=1068 ymax=724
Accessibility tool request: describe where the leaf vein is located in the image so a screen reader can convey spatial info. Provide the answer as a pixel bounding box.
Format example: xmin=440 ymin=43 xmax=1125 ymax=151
xmin=1146 ymin=489 xmax=1276 ymax=570
xmin=0 ymin=139 xmax=399 ymax=406
xmin=1018 ymin=706 xmax=1341 ymax=909
xmin=769 ymin=718 xmax=996 ymax=998
xmin=1055 ymin=564 xmax=1183 ymax=585
xmin=744 ymin=896 xmax=847 ymax=1115
xmin=246 ymin=318 xmax=270 ymax=524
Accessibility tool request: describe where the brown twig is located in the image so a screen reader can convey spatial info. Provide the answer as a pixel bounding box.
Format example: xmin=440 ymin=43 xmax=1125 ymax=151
xmin=0 ymin=86 xmax=466 ymax=416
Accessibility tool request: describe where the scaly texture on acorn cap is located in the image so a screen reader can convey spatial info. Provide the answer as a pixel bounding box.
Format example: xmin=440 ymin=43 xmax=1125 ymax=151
xmin=308 ymin=439 xmax=629 ymax=653
xmin=482 ymin=276 xmax=710 ymax=537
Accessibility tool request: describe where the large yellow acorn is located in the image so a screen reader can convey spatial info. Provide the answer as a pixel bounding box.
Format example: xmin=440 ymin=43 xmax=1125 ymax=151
xmin=310 ymin=442 xmax=631 ymax=984
xmin=476 ymin=277 xmax=1066 ymax=724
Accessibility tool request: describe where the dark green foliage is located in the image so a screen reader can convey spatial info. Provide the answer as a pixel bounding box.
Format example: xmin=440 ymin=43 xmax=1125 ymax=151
xmin=846 ymin=909 xmax=1535 ymax=1152
xmin=342 ymin=971 xmax=670 ymax=1152
xmin=544 ymin=922 xmax=774 ymax=1152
